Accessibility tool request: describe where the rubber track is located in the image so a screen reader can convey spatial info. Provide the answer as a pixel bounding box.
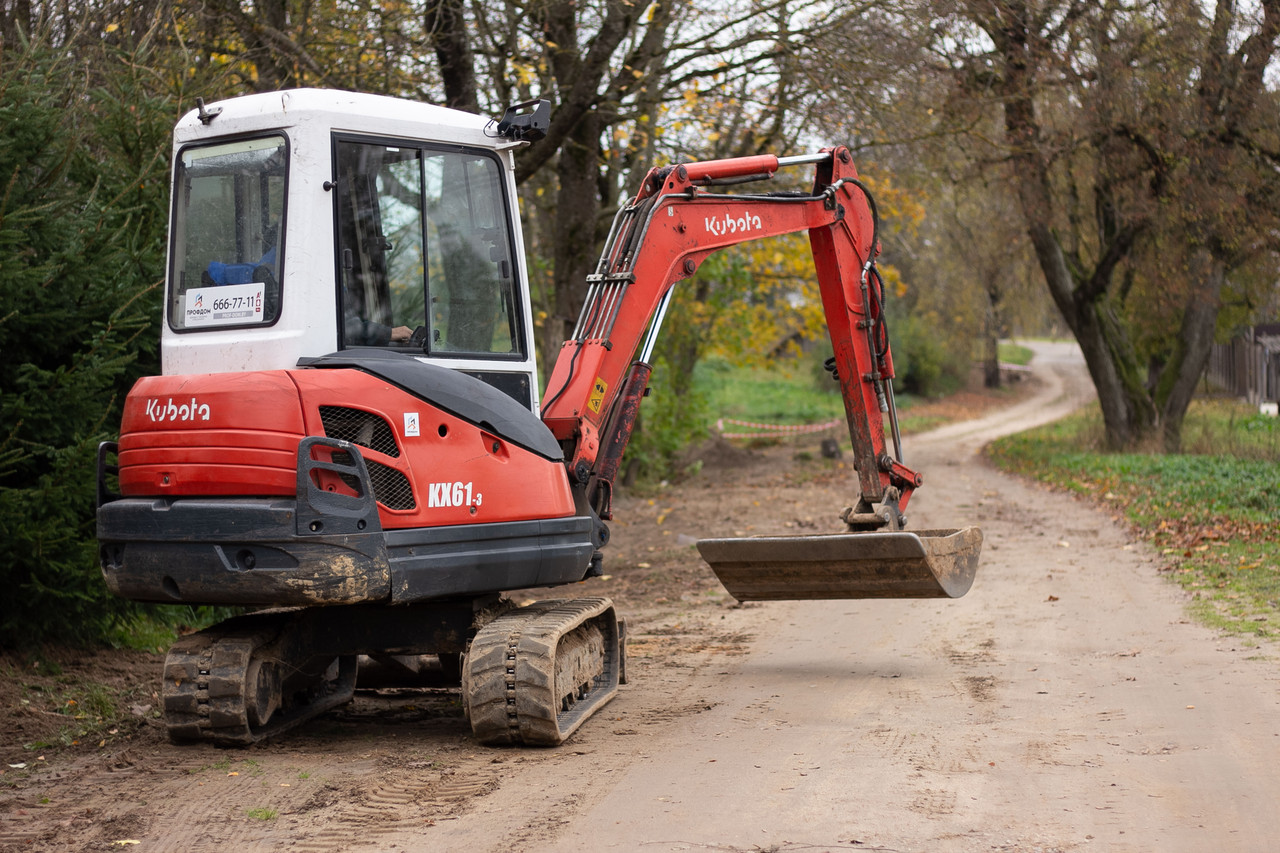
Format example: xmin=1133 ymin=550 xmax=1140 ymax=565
xmin=464 ymin=597 xmax=621 ymax=746
xmin=162 ymin=616 xmax=356 ymax=746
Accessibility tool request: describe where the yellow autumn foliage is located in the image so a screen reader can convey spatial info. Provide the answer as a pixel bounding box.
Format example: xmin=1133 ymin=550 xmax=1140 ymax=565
xmin=659 ymin=170 xmax=923 ymax=371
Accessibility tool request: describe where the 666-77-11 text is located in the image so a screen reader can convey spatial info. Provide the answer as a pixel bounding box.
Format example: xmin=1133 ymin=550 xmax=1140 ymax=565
xmin=211 ymin=295 xmax=259 ymax=311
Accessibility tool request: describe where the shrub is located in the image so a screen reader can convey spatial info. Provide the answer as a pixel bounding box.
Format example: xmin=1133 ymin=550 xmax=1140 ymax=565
xmin=0 ymin=34 xmax=169 ymax=646
xmin=620 ymin=358 xmax=712 ymax=485
xmin=888 ymin=313 xmax=964 ymax=398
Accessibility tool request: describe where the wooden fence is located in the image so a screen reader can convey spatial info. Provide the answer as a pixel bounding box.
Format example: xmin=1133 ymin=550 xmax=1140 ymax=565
xmin=1206 ymin=325 xmax=1280 ymax=404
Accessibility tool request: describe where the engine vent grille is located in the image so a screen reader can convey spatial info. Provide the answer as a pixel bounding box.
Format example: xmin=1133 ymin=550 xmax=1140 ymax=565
xmin=319 ymin=406 xmax=400 ymax=458
xmin=366 ymin=460 xmax=416 ymax=510
xmin=331 ymin=450 xmax=416 ymax=511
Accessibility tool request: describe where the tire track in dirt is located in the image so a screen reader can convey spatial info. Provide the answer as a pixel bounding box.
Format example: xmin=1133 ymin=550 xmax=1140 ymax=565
xmin=283 ymin=769 xmax=501 ymax=853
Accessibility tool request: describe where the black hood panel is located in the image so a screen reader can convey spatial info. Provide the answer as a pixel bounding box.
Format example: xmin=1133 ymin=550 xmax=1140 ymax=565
xmin=299 ymin=349 xmax=561 ymax=461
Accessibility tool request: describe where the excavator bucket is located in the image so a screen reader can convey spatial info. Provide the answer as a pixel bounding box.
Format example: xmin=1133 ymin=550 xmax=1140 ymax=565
xmin=697 ymin=527 xmax=981 ymax=601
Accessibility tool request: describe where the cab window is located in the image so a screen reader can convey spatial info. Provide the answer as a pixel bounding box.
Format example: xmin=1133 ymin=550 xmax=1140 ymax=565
xmin=333 ymin=137 xmax=523 ymax=358
xmin=168 ymin=135 xmax=286 ymax=330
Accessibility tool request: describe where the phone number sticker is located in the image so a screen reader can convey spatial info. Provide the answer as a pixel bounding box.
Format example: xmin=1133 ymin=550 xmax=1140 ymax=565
xmin=184 ymin=281 xmax=266 ymax=328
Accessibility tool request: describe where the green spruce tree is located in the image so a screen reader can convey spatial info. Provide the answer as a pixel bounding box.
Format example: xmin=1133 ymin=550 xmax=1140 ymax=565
xmin=0 ymin=32 xmax=167 ymax=646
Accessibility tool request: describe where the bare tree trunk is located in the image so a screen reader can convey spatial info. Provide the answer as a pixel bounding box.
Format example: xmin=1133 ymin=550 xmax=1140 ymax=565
xmin=547 ymin=113 xmax=603 ymax=372
xmin=1149 ymin=0 xmax=1280 ymax=450
xmin=1002 ymin=87 xmax=1154 ymax=448
xmin=424 ymin=0 xmax=477 ymax=112
xmin=976 ymin=1 xmax=1154 ymax=449
xmin=983 ymin=283 xmax=1002 ymax=389
xmin=1154 ymin=253 xmax=1227 ymax=450
xmin=952 ymin=0 xmax=1280 ymax=451
xmin=247 ymin=0 xmax=292 ymax=90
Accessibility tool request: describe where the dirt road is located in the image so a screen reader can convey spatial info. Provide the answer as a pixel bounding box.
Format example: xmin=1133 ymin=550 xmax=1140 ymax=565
xmin=5 ymin=341 xmax=1279 ymax=852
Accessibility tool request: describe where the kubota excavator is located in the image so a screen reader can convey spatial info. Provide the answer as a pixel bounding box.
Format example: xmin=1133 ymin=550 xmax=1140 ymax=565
xmin=96 ymin=89 xmax=981 ymax=747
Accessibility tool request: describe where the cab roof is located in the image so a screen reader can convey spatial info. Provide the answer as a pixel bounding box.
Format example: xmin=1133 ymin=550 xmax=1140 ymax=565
xmin=174 ymin=88 xmax=503 ymax=151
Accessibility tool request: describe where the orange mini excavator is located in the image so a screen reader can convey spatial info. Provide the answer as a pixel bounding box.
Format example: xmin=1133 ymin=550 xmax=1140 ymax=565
xmin=97 ymin=90 xmax=981 ymax=746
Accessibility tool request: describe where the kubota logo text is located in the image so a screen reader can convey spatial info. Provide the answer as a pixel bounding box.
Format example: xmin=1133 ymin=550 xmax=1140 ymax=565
xmin=145 ymin=397 xmax=212 ymax=423
xmin=705 ymin=211 xmax=763 ymax=237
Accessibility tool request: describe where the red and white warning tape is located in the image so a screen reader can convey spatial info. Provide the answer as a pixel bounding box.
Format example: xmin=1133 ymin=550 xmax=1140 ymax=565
xmin=715 ymin=417 xmax=843 ymax=439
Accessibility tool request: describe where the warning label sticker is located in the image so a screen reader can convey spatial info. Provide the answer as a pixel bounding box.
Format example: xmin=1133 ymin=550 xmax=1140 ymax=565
xmin=587 ymin=377 xmax=608 ymax=414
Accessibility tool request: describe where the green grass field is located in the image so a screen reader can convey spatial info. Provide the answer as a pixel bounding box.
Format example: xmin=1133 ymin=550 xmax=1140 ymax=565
xmin=998 ymin=341 xmax=1035 ymax=365
xmin=696 ymin=356 xmax=848 ymax=426
xmin=694 ymin=354 xmax=944 ymax=433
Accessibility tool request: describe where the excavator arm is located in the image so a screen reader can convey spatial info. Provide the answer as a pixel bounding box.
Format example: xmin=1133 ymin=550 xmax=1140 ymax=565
xmin=541 ymin=146 xmax=982 ymax=602
xmin=543 ymin=147 xmax=914 ymax=526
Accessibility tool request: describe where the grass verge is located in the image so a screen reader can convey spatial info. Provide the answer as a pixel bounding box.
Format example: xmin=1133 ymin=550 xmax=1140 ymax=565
xmin=987 ymin=400 xmax=1279 ymax=643
xmin=107 ymin=604 xmax=242 ymax=652
xmin=697 ymin=356 xmax=849 ymax=427
xmin=0 ymin=651 xmax=162 ymax=780
xmin=692 ymin=353 xmax=1025 ymax=450
xmin=694 ymin=355 xmax=973 ymax=435
xmin=998 ymin=341 xmax=1035 ymax=365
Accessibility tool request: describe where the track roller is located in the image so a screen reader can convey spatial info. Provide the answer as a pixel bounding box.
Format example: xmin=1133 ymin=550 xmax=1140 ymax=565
xmin=162 ymin=612 xmax=357 ymax=746
xmin=463 ymin=598 xmax=623 ymax=746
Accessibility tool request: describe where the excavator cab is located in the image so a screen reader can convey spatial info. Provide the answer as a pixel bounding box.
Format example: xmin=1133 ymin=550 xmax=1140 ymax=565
xmin=157 ymin=90 xmax=543 ymax=408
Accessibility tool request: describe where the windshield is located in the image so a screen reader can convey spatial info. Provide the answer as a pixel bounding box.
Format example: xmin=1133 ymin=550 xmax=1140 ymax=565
xmin=168 ymin=135 xmax=286 ymax=330
xmin=334 ymin=137 xmax=523 ymax=358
